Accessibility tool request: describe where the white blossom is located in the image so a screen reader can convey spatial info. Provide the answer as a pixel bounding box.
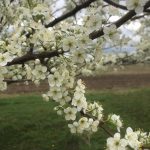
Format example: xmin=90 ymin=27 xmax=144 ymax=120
xmin=0 ymin=52 xmax=14 ymax=66
xmin=109 ymin=114 xmax=123 ymax=132
xmin=107 ymin=133 xmax=128 ymax=150
xmin=72 ymin=94 xmax=87 ymax=111
xmin=32 ymin=64 xmax=47 ymax=81
xmin=88 ymin=118 xmax=99 ymax=132
xmin=42 ymin=94 xmax=49 ymax=102
xmin=103 ymin=24 xmax=118 ymax=41
xmin=126 ymin=0 xmax=148 ymax=14
xmin=78 ymin=117 xmax=89 ymax=129
xmin=62 ymin=36 xmax=77 ymax=51
xmin=48 ymin=86 xmax=62 ymax=101
xmin=68 ymin=122 xmax=83 ymax=134
xmin=72 ymin=49 xmax=86 ymax=63
xmin=88 ymin=102 xmax=103 ymax=121
xmin=64 ymin=107 xmax=77 ymax=121
xmin=48 ymin=72 xmax=63 ymax=87
xmin=125 ymin=127 xmax=141 ymax=149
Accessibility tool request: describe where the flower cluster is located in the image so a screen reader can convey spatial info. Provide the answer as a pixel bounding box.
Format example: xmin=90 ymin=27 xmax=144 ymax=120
xmin=126 ymin=0 xmax=148 ymax=14
xmin=68 ymin=117 xmax=99 ymax=134
xmin=109 ymin=114 xmax=123 ymax=132
xmin=88 ymin=102 xmax=103 ymax=121
xmin=0 ymin=0 xmax=150 ymax=149
xmin=0 ymin=67 xmax=7 ymax=91
xmin=64 ymin=107 xmax=77 ymax=121
xmin=72 ymin=79 xmax=87 ymax=111
xmin=0 ymin=52 xmax=14 ymax=66
xmin=103 ymin=24 xmax=119 ymax=42
xmin=32 ymin=61 xmax=48 ymax=83
xmin=84 ymin=4 xmax=102 ymax=32
xmin=107 ymin=127 xmax=150 ymax=150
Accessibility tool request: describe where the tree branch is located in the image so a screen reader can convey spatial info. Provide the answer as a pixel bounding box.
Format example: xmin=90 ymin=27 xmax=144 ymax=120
xmin=99 ymin=124 xmax=113 ymax=137
xmin=4 ymin=79 xmax=31 ymax=84
xmin=5 ymin=1 xmax=150 ymax=67
xmin=145 ymin=9 xmax=150 ymax=12
xmin=80 ymin=110 xmax=113 ymax=137
xmin=141 ymin=146 xmax=150 ymax=150
xmin=6 ymin=50 xmax=63 ymax=66
xmin=89 ymin=0 xmax=150 ymax=40
xmin=89 ymin=10 xmax=135 ymax=39
xmin=103 ymin=0 xmax=127 ymax=10
xmin=131 ymin=13 xmax=150 ymax=20
xmin=103 ymin=0 xmax=150 ymax=13
xmin=45 ymin=0 xmax=97 ymax=28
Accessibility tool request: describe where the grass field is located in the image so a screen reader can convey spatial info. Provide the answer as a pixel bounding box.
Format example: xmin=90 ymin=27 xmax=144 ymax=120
xmin=0 ymin=88 xmax=150 ymax=150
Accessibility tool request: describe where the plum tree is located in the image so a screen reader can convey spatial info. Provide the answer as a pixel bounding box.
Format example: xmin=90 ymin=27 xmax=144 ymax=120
xmin=0 ymin=0 xmax=150 ymax=149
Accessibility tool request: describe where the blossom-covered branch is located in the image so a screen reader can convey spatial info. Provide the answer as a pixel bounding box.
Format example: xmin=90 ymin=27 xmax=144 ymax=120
xmin=6 ymin=51 xmax=63 ymax=66
xmin=3 ymin=0 xmax=150 ymax=67
xmin=45 ymin=0 xmax=97 ymax=28
xmin=131 ymin=13 xmax=150 ymax=20
xmin=4 ymin=79 xmax=31 ymax=84
xmin=89 ymin=0 xmax=150 ymax=39
xmin=0 ymin=0 xmax=150 ymax=149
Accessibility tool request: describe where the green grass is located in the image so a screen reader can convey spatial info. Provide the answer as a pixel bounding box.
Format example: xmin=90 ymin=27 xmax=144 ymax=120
xmin=0 ymin=88 xmax=150 ymax=150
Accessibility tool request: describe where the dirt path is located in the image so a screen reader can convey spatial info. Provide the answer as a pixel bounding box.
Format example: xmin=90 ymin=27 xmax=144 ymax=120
xmin=83 ymin=73 xmax=150 ymax=90
xmin=1 ymin=73 xmax=150 ymax=95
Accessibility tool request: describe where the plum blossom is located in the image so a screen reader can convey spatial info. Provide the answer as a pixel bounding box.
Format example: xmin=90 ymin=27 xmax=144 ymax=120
xmin=59 ymin=91 xmax=71 ymax=105
xmin=107 ymin=133 xmax=128 ymax=150
xmin=109 ymin=114 xmax=123 ymax=132
xmin=125 ymin=127 xmax=141 ymax=149
xmin=68 ymin=122 xmax=83 ymax=134
xmin=126 ymin=0 xmax=148 ymax=14
xmin=88 ymin=102 xmax=103 ymax=121
xmin=72 ymin=95 xmax=87 ymax=111
xmin=72 ymin=49 xmax=86 ymax=63
xmin=0 ymin=73 xmax=7 ymax=91
xmin=42 ymin=94 xmax=49 ymax=102
xmin=86 ymin=14 xmax=102 ymax=31
xmin=32 ymin=4 xmax=49 ymax=18
xmin=48 ymin=86 xmax=62 ymax=101
xmin=103 ymin=24 xmax=118 ymax=41
xmin=64 ymin=107 xmax=77 ymax=121
xmin=32 ymin=60 xmax=47 ymax=81
xmin=0 ymin=80 xmax=7 ymax=91
xmin=0 ymin=52 xmax=14 ymax=66
xmin=78 ymin=117 xmax=89 ymax=129
xmin=72 ymin=79 xmax=87 ymax=111
xmin=76 ymin=35 xmax=91 ymax=47
xmin=48 ymin=72 xmax=63 ymax=87
xmin=62 ymin=36 xmax=77 ymax=51
xmin=87 ymin=118 xmax=99 ymax=132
